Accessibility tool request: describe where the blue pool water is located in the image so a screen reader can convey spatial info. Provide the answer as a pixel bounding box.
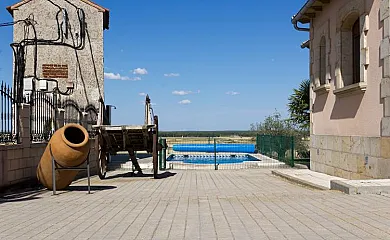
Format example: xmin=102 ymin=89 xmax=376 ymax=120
xmin=172 ymin=144 xmax=255 ymax=153
xmin=167 ymin=154 xmax=259 ymax=164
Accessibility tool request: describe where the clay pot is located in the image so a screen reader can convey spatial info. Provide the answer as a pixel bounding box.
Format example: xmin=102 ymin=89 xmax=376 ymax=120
xmin=37 ymin=123 xmax=90 ymax=190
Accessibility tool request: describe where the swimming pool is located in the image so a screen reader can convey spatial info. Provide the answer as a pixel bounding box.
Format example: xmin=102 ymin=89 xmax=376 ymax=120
xmin=167 ymin=154 xmax=260 ymax=164
xmin=172 ymin=144 xmax=255 ymax=153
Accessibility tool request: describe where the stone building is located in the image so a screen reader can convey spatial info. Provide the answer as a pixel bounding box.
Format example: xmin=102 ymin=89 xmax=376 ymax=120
xmin=7 ymin=0 xmax=109 ymax=137
xmin=292 ymin=0 xmax=390 ymax=179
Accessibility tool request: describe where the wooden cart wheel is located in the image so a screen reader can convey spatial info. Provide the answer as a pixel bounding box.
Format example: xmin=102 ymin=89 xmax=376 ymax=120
xmin=98 ymin=135 xmax=108 ymax=179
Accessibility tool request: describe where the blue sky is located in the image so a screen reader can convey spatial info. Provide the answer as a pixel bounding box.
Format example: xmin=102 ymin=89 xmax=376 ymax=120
xmin=0 ymin=0 xmax=310 ymax=131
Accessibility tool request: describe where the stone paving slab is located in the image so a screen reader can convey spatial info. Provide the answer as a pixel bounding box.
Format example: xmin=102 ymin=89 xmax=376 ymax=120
xmin=331 ymin=179 xmax=390 ymax=195
xmin=272 ymin=169 xmax=345 ymax=190
xmin=1 ymin=169 xmax=390 ymax=239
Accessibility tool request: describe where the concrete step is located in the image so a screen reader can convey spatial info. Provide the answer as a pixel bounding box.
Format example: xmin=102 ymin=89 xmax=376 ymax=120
xmin=272 ymin=169 xmax=345 ymax=190
xmin=331 ymin=179 xmax=390 ymax=195
xmin=272 ymin=169 xmax=390 ymax=195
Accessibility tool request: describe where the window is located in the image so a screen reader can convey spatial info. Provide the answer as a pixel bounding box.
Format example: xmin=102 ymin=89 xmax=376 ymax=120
xmin=352 ymin=19 xmax=360 ymax=84
xmin=338 ymin=13 xmax=361 ymax=88
xmin=319 ymin=36 xmax=326 ymax=85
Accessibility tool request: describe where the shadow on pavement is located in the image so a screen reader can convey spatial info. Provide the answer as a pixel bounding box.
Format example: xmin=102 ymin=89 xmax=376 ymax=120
xmin=111 ymin=153 xmax=152 ymax=161
xmin=65 ymin=185 xmax=117 ymax=191
xmin=0 ymin=189 xmax=45 ymax=204
xmin=104 ymin=171 xmax=177 ymax=180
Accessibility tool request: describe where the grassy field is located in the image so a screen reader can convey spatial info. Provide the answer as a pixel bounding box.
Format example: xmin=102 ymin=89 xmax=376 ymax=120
xmin=164 ymin=136 xmax=256 ymax=145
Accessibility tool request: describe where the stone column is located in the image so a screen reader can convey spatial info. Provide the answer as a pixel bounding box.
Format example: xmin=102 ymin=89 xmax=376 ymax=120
xmin=19 ymin=104 xmax=31 ymax=148
xmin=0 ymin=146 xmax=5 ymax=187
xmin=81 ymin=112 xmax=89 ymax=128
xmin=56 ymin=108 xmax=65 ymax=129
xmin=380 ymin=0 xmax=390 ymax=136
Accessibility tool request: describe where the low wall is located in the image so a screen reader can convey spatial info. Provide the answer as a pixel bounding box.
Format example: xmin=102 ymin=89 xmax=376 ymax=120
xmin=0 ymin=104 xmax=99 ymax=190
xmin=0 ymin=143 xmax=46 ymax=188
xmin=311 ymin=134 xmax=390 ymax=179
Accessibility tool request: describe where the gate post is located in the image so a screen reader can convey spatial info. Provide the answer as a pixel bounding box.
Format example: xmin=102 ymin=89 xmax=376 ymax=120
xmin=162 ymin=138 xmax=167 ymax=170
xmin=291 ymin=136 xmax=295 ymax=167
xmin=214 ymin=138 xmax=217 ymax=170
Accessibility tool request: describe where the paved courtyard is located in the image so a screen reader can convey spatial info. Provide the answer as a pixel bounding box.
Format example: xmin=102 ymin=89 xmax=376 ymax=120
xmin=1 ymin=169 xmax=390 ymax=240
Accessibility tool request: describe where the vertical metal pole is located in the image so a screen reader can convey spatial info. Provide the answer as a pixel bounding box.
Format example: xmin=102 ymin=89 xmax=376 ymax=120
xmin=1 ymin=83 xmax=4 ymax=138
xmin=214 ymin=138 xmax=217 ymax=170
xmin=7 ymin=86 xmax=10 ymax=136
xmin=162 ymin=138 xmax=167 ymax=170
xmin=38 ymin=92 xmax=40 ymax=138
xmin=87 ymin=152 xmax=91 ymax=194
xmin=51 ymin=146 xmax=56 ymax=195
xmin=158 ymin=138 xmax=162 ymax=170
xmin=291 ymin=136 xmax=295 ymax=167
xmin=53 ymin=93 xmax=58 ymax=131
xmin=153 ymin=116 xmax=159 ymax=178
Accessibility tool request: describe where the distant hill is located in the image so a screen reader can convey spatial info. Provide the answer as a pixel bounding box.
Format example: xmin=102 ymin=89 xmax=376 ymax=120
xmin=159 ymin=131 xmax=257 ymax=137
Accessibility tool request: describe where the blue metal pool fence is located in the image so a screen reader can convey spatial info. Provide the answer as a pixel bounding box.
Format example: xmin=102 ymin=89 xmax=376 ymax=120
xmin=256 ymin=134 xmax=294 ymax=167
xmin=160 ymin=135 xmax=296 ymax=169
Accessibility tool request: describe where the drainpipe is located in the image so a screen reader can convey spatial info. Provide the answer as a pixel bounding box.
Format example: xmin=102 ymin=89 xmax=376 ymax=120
xmin=292 ymin=15 xmax=310 ymax=32
xmin=291 ymin=0 xmax=317 ymax=32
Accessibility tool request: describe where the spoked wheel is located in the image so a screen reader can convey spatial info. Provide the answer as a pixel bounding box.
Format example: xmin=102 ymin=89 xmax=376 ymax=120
xmin=98 ymin=135 xmax=108 ymax=179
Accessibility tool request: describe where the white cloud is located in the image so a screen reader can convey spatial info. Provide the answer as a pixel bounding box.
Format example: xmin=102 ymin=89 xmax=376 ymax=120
xmin=172 ymin=90 xmax=200 ymax=96
xmin=226 ymin=91 xmax=240 ymax=95
xmin=104 ymin=72 xmax=141 ymax=81
xmin=139 ymin=92 xmax=147 ymax=96
xmin=172 ymin=90 xmax=192 ymax=96
xmin=164 ymin=73 xmax=180 ymax=77
xmin=179 ymin=99 xmax=191 ymax=105
xmin=133 ymin=68 xmax=148 ymax=75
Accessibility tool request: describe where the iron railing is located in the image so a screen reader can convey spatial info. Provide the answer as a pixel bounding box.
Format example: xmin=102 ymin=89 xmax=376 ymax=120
xmin=0 ymin=82 xmax=18 ymax=143
xmin=159 ymin=136 xmax=292 ymax=170
xmin=29 ymin=91 xmax=56 ymax=142
xmin=256 ymin=134 xmax=295 ymax=167
xmin=1 ymin=82 xmax=100 ymax=143
xmin=62 ymin=99 xmax=98 ymax=138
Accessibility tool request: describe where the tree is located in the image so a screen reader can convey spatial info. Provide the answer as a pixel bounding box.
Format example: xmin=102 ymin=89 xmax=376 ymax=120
xmin=250 ymin=110 xmax=310 ymax=159
xmin=250 ymin=110 xmax=294 ymax=136
xmin=287 ymin=79 xmax=310 ymax=131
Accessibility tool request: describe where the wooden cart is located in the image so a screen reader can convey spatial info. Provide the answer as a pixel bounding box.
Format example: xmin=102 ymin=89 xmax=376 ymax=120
xmin=93 ymin=95 xmax=160 ymax=179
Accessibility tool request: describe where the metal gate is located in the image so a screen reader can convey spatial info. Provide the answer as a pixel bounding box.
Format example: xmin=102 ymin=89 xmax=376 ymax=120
xmin=161 ymin=135 xmax=295 ymax=170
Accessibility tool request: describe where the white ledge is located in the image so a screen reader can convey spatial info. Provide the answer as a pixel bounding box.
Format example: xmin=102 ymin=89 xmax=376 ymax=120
xmin=334 ymin=82 xmax=367 ymax=96
xmin=313 ymin=84 xmax=330 ymax=94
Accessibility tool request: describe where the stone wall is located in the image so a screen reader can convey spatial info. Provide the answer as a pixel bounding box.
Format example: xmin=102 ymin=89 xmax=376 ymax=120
xmin=13 ymin=0 xmax=105 ymax=109
xmin=380 ymin=0 xmax=390 ymax=136
xmin=311 ymin=134 xmax=390 ymax=179
xmin=0 ymin=104 xmax=98 ymax=190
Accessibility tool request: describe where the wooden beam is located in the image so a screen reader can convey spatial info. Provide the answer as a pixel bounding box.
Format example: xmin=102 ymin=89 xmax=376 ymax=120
xmin=311 ymin=6 xmax=323 ymax=11
xmin=304 ymin=13 xmax=316 ymax=18
xmin=318 ymin=0 xmax=330 ymax=3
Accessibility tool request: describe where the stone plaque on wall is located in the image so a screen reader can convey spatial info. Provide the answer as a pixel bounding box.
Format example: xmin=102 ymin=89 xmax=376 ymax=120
xmin=42 ymin=64 xmax=68 ymax=78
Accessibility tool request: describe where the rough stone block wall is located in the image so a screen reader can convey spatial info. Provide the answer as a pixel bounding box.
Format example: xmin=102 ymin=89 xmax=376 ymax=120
xmin=0 ymin=143 xmax=46 ymax=188
xmin=311 ymin=134 xmax=390 ymax=179
xmin=0 ymin=141 xmax=98 ymax=189
xmin=13 ymin=0 xmax=105 ymax=109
